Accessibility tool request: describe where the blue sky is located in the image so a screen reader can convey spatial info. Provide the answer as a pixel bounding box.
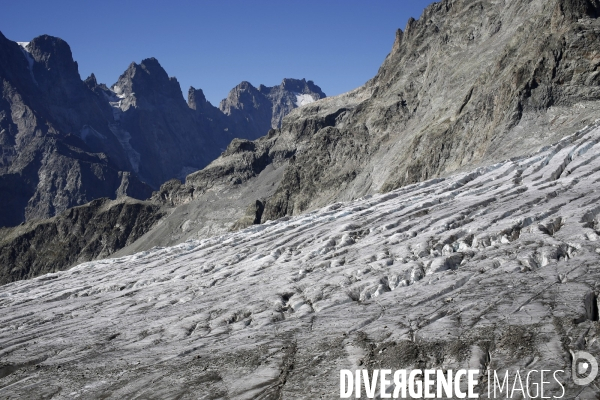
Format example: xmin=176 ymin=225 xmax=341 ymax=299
xmin=1 ymin=0 xmax=433 ymax=105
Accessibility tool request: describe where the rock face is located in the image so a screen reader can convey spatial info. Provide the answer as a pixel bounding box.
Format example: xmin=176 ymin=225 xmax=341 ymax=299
xmin=219 ymin=78 xmax=326 ymax=140
xmin=138 ymin=0 xmax=600 ymax=252
xmin=105 ymin=58 xmax=220 ymax=188
xmin=0 ymin=33 xmax=151 ymax=226
xmin=0 ymin=30 xmax=324 ymax=229
xmin=3 ymin=123 xmax=600 ymax=397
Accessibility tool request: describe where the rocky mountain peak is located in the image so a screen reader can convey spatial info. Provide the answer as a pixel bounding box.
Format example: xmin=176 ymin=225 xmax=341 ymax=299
xmin=187 ymin=87 xmax=220 ymax=114
xmin=219 ymin=81 xmax=265 ymax=112
xmin=0 ymin=31 xmax=36 ymax=90
xmin=218 ymin=77 xmax=326 ymax=139
xmin=28 ymin=35 xmax=78 ymax=77
xmin=84 ymin=73 xmax=97 ymax=87
xmin=187 ymin=86 xmax=206 ymax=110
xmin=26 ymin=34 xmax=83 ymax=100
xmin=113 ymin=57 xmax=184 ymax=106
xmin=391 ymin=28 xmax=404 ymax=53
xmin=279 ymin=78 xmax=325 ymax=98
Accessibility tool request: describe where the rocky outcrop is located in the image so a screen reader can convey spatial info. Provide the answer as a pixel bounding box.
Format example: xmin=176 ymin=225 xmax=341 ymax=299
xmin=230 ymin=199 xmax=264 ymax=230
xmin=262 ymin=78 xmax=326 ymax=128
xmin=106 ymin=58 xmax=220 ymax=187
xmin=187 ymin=86 xmax=231 ymax=150
xmin=0 ymin=197 xmax=164 ymax=284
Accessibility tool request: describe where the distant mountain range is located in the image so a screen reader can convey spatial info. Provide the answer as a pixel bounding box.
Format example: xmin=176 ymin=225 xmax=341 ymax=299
xmin=0 ymin=31 xmax=325 ymax=227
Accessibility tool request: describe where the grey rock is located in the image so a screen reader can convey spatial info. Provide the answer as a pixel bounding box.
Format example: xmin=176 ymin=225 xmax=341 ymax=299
xmin=231 ymin=199 xmax=265 ymax=231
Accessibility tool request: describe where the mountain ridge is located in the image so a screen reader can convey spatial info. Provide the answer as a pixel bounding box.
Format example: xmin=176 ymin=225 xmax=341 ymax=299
xmin=0 ymin=30 xmax=325 ymax=226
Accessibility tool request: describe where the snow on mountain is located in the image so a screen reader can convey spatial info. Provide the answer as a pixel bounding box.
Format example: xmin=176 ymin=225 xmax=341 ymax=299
xmin=2 ymin=124 xmax=600 ymax=397
xmin=16 ymin=41 xmax=36 ymax=84
xmin=294 ymin=93 xmax=315 ymax=107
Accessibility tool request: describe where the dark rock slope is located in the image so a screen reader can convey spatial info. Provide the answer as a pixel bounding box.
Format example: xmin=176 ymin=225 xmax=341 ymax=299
xmin=102 ymin=58 xmax=220 ymax=188
xmin=0 ymin=197 xmax=164 ymax=285
xmin=0 ymin=33 xmax=151 ymax=227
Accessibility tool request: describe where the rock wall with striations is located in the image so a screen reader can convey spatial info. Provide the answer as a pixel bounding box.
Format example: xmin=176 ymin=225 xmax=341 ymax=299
xmin=0 ymin=197 xmax=164 ymax=285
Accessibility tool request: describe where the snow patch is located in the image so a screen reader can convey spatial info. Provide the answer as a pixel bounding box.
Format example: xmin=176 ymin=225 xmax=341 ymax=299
xmin=112 ymin=85 xmax=127 ymax=99
xmin=17 ymin=41 xmax=37 ymax=85
xmin=295 ymin=93 xmax=315 ymax=107
xmin=80 ymin=125 xmax=106 ymax=142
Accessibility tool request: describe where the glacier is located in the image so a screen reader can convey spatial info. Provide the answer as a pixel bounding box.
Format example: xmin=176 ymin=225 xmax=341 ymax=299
xmin=3 ymin=124 xmax=600 ymax=397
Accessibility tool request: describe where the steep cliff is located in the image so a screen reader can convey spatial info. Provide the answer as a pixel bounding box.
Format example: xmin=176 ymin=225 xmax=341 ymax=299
xmin=0 ymin=196 xmax=164 ymax=284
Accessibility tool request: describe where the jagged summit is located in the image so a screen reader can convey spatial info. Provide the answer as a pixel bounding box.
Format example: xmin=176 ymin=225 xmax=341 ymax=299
xmin=84 ymin=72 xmax=97 ymax=86
xmin=113 ymin=57 xmax=185 ymax=105
xmin=278 ymin=77 xmax=325 ymax=96
xmin=219 ymin=78 xmax=327 ymax=139
xmin=187 ymin=86 xmax=208 ymax=109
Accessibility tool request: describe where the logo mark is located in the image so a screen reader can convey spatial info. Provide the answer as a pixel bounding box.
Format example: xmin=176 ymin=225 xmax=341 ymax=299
xmin=571 ymin=350 xmax=598 ymax=386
